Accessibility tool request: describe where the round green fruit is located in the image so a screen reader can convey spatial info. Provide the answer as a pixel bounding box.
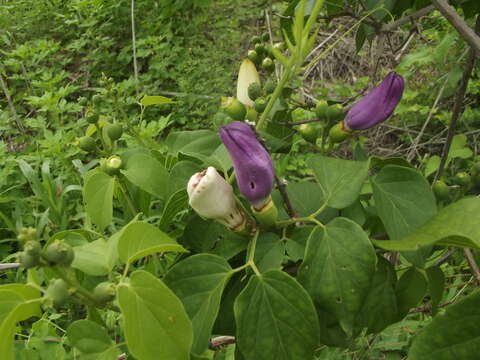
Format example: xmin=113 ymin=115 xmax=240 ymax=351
xmin=315 ymin=100 xmax=329 ymax=118
xmin=24 ymin=240 xmax=41 ymax=256
xmin=246 ymin=107 xmax=258 ymax=122
xmin=264 ymin=79 xmax=276 ymax=95
xmin=78 ymin=136 xmax=96 ymax=152
xmin=453 ymin=172 xmax=471 ymax=187
xmin=105 ymin=123 xmax=123 ymax=141
xmin=254 ymin=43 xmax=266 ymax=55
xmin=326 ymin=103 xmax=344 ymax=121
xmin=93 ymin=282 xmax=116 ymax=304
xmin=433 ymin=180 xmax=450 ymax=199
xmin=104 ymin=155 xmax=123 ymax=175
xmin=254 ymin=97 xmax=267 ymax=113
xmin=221 ymin=97 xmax=246 ymax=121
xmin=46 ymin=279 xmax=69 ymax=308
xmin=251 ymin=35 xmax=262 ymax=44
xmin=247 ymin=50 xmax=260 ymax=64
xmin=261 ymin=57 xmax=275 ymax=72
xmin=43 ymin=240 xmax=74 ymax=266
xmin=92 ymin=94 xmax=102 ymax=106
xmin=247 ymin=82 xmax=262 ymax=101
xmin=85 ymin=113 xmax=99 ymax=124
xmin=298 ymin=123 xmax=319 ymax=144
xmin=261 ymin=32 xmax=270 ymax=42
xmin=19 ymin=252 xmax=40 ymax=269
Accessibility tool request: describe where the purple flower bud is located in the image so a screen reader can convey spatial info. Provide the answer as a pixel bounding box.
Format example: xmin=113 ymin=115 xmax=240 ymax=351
xmin=219 ymin=121 xmax=275 ymax=208
xmin=345 ymin=72 xmax=404 ymax=130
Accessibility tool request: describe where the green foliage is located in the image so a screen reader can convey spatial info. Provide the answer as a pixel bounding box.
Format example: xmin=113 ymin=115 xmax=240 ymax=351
xmin=2 ymin=0 xmax=480 ymax=359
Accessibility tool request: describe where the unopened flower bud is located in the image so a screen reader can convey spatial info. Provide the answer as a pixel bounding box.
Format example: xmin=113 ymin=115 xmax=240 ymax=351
xmin=237 ymin=59 xmax=261 ymax=107
xmin=345 ymin=72 xmax=404 ymax=130
xmin=219 ymin=122 xmax=275 ymax=209
xmin=187 ymin=167 xmax=246 ymax=230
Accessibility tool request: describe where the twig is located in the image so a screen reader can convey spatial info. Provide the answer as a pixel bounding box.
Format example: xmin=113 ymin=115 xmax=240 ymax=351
xmin=463 ymin=248 xmax=480 ymax=285
xmin=431 ymin=0 xmax=480 ymax=55
xmin=434 ymin=15 xmax=480 ymax=182
xmin=408 ymin=300 xmax=455 ymax=314
xmin=275 ymin=175 xmax=298 ymax=218
xmin=0 ymin=72 xmax=25 ymax=132
xmin=208 ymin=336 xmax=236 ymax=350
xmin=0 ymin=263 xmax=20 ymax=270
xmin=407 ymin=73 xmax=450 ymax=161
xmin=381 ymin=5 xmax=435 ymax=32
xmin=434 ymin=248 xmax=455 ymax=267
xmin=131 ymin=0 xmax=139 ymax=97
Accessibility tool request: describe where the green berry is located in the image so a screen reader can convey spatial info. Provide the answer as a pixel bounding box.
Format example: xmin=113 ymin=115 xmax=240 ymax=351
xmin=19 ymin=252 xmax=40 ymax=269
xmin=433 ymin=180 xmax=450 ymax=200
xmin=247 ymin=82 xmax=262 ymax=101
xmin=329 ymin=121 xmax=352 ymax=143
xmin=247 ymin=50 xmax=260 ymax=65
xmin=298 ymin=123 xmax=319 ymax=144
xmin=43 ymin=240 xmax=74 ymax=266
xmin=93 ymin=282 xmax=116 ymax=304
xmin=92 ymin=94 xmax=102 ymax=106
xmin=104 ymin=155 xmax=123 ymax=175
xmin=254 ymin=97 xmax=267 ymax=113
xmin=221 ymin=97 xmax=246 ymax=121
xmin=254 ymin=43 xmax=266 ymax=55
xmin=453 ymin=172 xmax=471 ymax=187
xmin=105 ymin=123 xmax=123 ymax=141
xmin=315 ymin=100 xmax=329 ymax=118
xmin=85 ymin=113 xmax=99 ymax=124
xmin=326 ymin=104 xmax=344 ymax=121
xmin=24 ymin=240 xmax=41 ymax=256
xmin=261 ymin=32 xmax=270 ymax=42
xmin=246 ymin=107 xmax=258 ymax=122
xmin=78 ymin=136 xmax=96 ymax=152
xmin=264 ymin=79 xmax=276 ymax=95
xmin=251 ymin=35 xmax=262 ymax=44
xmin=261 ymin=57 xmax=275 ymax=72
xmin=46 ymin=279 xmax=69 ymax=308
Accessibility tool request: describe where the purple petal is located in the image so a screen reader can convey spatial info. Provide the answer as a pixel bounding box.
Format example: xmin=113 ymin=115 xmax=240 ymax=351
xmin=345 ymin=72 xmax=405 ymax=130
xmin=219 ymin=122 xmax=275 ymax=207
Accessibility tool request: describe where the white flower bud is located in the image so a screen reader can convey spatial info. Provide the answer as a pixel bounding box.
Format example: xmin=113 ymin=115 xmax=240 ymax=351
xmin=187 ymin=167 xmax=245 ymax=229
xmin=236 ymin=59 xmax=260 ymax=107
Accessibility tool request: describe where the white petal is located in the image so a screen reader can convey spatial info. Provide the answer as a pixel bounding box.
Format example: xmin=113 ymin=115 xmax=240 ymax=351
xmin=236 ymin=59 xmax=260 ymax=107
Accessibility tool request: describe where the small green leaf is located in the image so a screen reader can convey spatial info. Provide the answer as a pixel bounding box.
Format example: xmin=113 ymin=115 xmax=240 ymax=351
xmin=72 ymin=236 xmax=118 ymax=276
xmin=121 ymin=153 xmax=169 ymax=200
xmin=374 ymin=197 xmax=480 ymax=251
xmin=307 ymin=155 xmax=370 ymax=209
xmin=117 ymin=270 xmax=193 ymax=360
xmin=164 ymin=254 xmax=232 ymax=355
xmin=181 ymin=216 xmax=248 ymax=260
xmin=140 ymin=95 xmax=175 ymax=107
xmin=67 ymin=320 xmax=112 ymax=354
xmin=395 ymin=267 xmax=428 ymax=318
xmin=409 ymin=290 xmax=480 ymax=359
xmin=297 ymin=218 xmax=377 ymax=335
xmin=159 ymin=189 xmax=188 ymax=231
xmin=118 ymin=221 xmax=186 ymax=264
xmin=234 ymin=270 xmax=320 ymax=360
xmin=83 ymin=170 xmax=115 ymax=230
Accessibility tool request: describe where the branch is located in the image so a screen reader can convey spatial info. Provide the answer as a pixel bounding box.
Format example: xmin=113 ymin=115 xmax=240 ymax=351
xmin=0 ymin=263 xmax=20 ymax=271
xmin=434 ymin=15 xmax=480 ymax=182
xmin=381 ymin=5 xmax=435 ymax=32
xmin=431 ymin=0 xmax=480 ymax=55
xmin=463 ymin=248 xmax=480 ymax=284
xmin=0 ymin=72 xmax=25 ymax=132
xmin=209 ymin=336 xmax=236 ymax=350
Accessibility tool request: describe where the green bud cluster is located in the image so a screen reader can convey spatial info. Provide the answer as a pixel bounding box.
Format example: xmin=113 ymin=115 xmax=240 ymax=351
xmin=46 ymin=279 xmax=70 ymax=308
xmin=93 ymin=282 xmax=116 ymax=305
xmin=43 ymin=239 xmax=75 ymax=267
